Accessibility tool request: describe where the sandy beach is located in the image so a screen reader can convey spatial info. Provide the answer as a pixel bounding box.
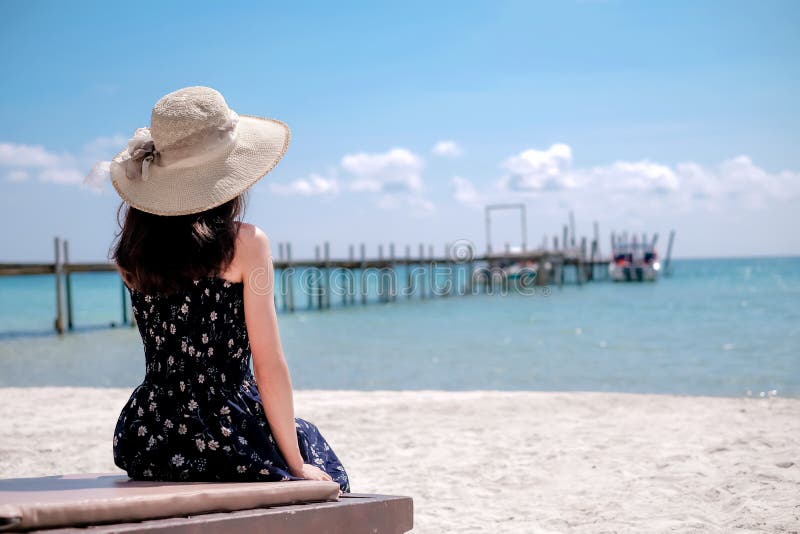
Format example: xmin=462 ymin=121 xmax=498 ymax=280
xmin=0 ymin=388 xmax=798 ymax=533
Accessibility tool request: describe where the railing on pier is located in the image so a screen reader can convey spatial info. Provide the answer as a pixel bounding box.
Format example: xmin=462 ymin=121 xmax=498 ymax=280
xmin=0 ymin=237 xmax=611 ymax=335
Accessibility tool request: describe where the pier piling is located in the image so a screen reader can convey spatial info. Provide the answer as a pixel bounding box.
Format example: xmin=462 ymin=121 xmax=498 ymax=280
xmin=5 ymin=230 xmax=626 ymax=333
xmin=53 ymin=237 xmax=64 ymax=334
xmin=63 ymin=239 xmax=74 ymax=330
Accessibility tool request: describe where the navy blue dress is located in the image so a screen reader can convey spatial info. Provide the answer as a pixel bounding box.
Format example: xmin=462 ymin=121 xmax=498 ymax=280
xmin=113 ymin=275 xmax=350 ymax=493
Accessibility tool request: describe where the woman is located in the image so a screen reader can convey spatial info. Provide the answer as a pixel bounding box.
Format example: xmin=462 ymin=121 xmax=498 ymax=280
xmin=87 ymin=86 xmax=350 ymax=493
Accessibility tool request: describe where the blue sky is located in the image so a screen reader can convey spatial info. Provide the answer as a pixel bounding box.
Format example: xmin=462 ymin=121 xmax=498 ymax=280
xmin=1 ymin=0 xmax=799 ymax=262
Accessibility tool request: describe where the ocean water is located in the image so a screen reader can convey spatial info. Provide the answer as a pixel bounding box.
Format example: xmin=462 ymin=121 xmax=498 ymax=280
xmin=0 ymin=257 xmax=798 ymax=396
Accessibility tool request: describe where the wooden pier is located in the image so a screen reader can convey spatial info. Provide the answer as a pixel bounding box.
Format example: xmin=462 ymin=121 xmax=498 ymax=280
xmin=0 ymin=235 xmax=611 ymax=335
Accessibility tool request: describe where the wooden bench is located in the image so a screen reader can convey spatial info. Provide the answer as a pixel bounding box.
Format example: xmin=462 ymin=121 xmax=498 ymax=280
xmin=0 ymin=474 xmax=413 ymax=533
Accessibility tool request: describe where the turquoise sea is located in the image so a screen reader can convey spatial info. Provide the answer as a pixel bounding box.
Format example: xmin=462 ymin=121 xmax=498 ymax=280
xmin=0 ymin=257 xmax=798 ymax=396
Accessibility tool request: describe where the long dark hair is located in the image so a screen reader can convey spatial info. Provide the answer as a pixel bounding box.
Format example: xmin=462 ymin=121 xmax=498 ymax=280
xmin=111 ymin=193 xmax=248 ymax=295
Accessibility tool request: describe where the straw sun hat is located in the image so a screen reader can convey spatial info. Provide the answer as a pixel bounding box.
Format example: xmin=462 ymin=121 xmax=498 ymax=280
xmin=84 ymin=86 xmax=290 ymax=216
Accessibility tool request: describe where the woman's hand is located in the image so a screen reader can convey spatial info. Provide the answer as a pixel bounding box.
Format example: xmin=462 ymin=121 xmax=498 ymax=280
xmin=292 ymin=463 xmax=342 ymax=495
xmin=291 ymin=463 xmax=333 ymax=482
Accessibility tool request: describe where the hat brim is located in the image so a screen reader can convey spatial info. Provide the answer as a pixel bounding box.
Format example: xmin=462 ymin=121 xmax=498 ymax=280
xmin=110 ymin=114 xmax=290 ymax=216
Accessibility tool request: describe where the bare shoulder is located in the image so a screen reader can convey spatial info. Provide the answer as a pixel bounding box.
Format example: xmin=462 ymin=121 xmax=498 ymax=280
xmin=235 ymin=223 xmax=272 ymax=266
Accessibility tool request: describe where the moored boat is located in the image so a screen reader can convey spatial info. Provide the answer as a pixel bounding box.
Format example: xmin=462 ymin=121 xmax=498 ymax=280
xmin=609 ymin=234 xmax=660 ymax=282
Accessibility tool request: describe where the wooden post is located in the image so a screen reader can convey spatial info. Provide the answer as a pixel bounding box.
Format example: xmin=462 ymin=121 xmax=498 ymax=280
xmin=339 ymin=265 xmax=347 ymax=307
xmin=63 ymin=239 xmax=74 ymax=330
xmin=442 ymin=243 xmax=451 ymax=297
xmin=418 ymin=243 xmax=426 ymax=300
xmin=405 ymin=244 xmax=412 ymax=299
xmin=359 ymin=243 xmax=367 ymax=305
xmin=579 ymin=237 xmax=587 ymax=285
xmin=449 ymin=243 xmax=457 ymax=296
xmin=377 ymin=244 xmax=385 ymax=302
xmin=664 ymin=230 xmax=676 ymax=276
xmin=307 ymin=245 xmax=318 ymax=310
xmin=315 ymin=245 xmax=323 ymax=310
xmin=389 ymin=243 xmax=396 ymax=301
xmin=347 ymin=245 xmax=355 ymax=304
xmin=53 ymin=237 xmax=64 ymax=334
xmin=465 ymin=243 xmax=474 ymax=295
xmin=323 ymin=241 xmax=331 ymax=309
xmin=120 ymin=274 xmax=129 ymax=326
xmin=340 ymin=245 xmax=350 ymax=306
xmin=428 ymin=244 xmax=434 ymax=298
xmin=569 ymin=211 xmax=576 ymax=248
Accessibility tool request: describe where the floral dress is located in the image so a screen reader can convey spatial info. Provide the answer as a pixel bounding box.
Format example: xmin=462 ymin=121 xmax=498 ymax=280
xmin=113 ymin=275 xmax=350 ymax=493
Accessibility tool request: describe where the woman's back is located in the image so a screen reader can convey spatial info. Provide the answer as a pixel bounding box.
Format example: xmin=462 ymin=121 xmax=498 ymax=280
xmin=114 ymin=273 xmax=350 ymax=491
xmin=128 ymin=275 xmax=249 ymax=387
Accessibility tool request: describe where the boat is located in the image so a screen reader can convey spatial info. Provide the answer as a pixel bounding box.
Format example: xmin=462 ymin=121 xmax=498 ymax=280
xmin=608 ymin=235 xmax=660 ymax=282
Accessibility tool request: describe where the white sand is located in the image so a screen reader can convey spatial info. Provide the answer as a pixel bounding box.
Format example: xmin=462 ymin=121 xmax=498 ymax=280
xmin=0 ymin=388 xmax=798 ymax=533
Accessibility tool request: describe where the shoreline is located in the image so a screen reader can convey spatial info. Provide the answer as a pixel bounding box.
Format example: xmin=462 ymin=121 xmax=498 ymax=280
xmin=1 ymin=388 xmax=798 ymax=532
xmin=2 ymin=385 xmax=796 ymax=395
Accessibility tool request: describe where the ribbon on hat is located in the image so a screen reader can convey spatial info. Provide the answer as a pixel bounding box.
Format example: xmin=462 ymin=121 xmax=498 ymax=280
xmin=83 ymin=128 xmax=157 ymax=191
xmin=83 ymin=110 xmax=240 ymax=192
xmin=126 ymin=136 xmax=160 ymax=181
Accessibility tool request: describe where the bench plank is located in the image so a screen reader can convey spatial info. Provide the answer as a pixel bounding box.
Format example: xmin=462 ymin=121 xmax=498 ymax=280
xmin=33 ymin=494 xmax=413 ymax=534
xmin=0 ymin=474 xmax=413 ymax=534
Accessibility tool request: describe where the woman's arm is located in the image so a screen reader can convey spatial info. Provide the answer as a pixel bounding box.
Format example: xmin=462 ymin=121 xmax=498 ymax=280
xmin=238 ymin=224 xmax=335 ymax=484
xmin=239 ymin=225 xmax=305 ymax=474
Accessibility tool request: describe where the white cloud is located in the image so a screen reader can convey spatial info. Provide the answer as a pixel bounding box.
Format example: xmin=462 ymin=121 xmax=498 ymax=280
xmin=496 ymin=143 xmax=799 ymax=212
xmin=589 ymin=160 xmax=679 ymax=194
xmin=717 ymin=156 xmax=791 ymax=199
xmin=269 ymin=173 xmax=340 ymax=196
xmin=7 ymin=132 xmax=794 ymax=221
xmin=339 ymin=147 xmax=436 ymax=213
xmin=450 ymin=176 xmax=481 ymax=207
xmin=0 ymin=143 xmax=64 ymax=168
xmin=674 ymin=155 xmax=798 ymax=210
xmin=0 ymin=137 xmax=125 ymax=187
xmin=269 ymin=147 xmax=435 ymax=213
xmin=499 ymin=143 xmax=576 ymax=191
xmin=341 ymin=148 xmax=424 ymax=193
xmin=432 ymin=140 xmax=463 ymax=158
